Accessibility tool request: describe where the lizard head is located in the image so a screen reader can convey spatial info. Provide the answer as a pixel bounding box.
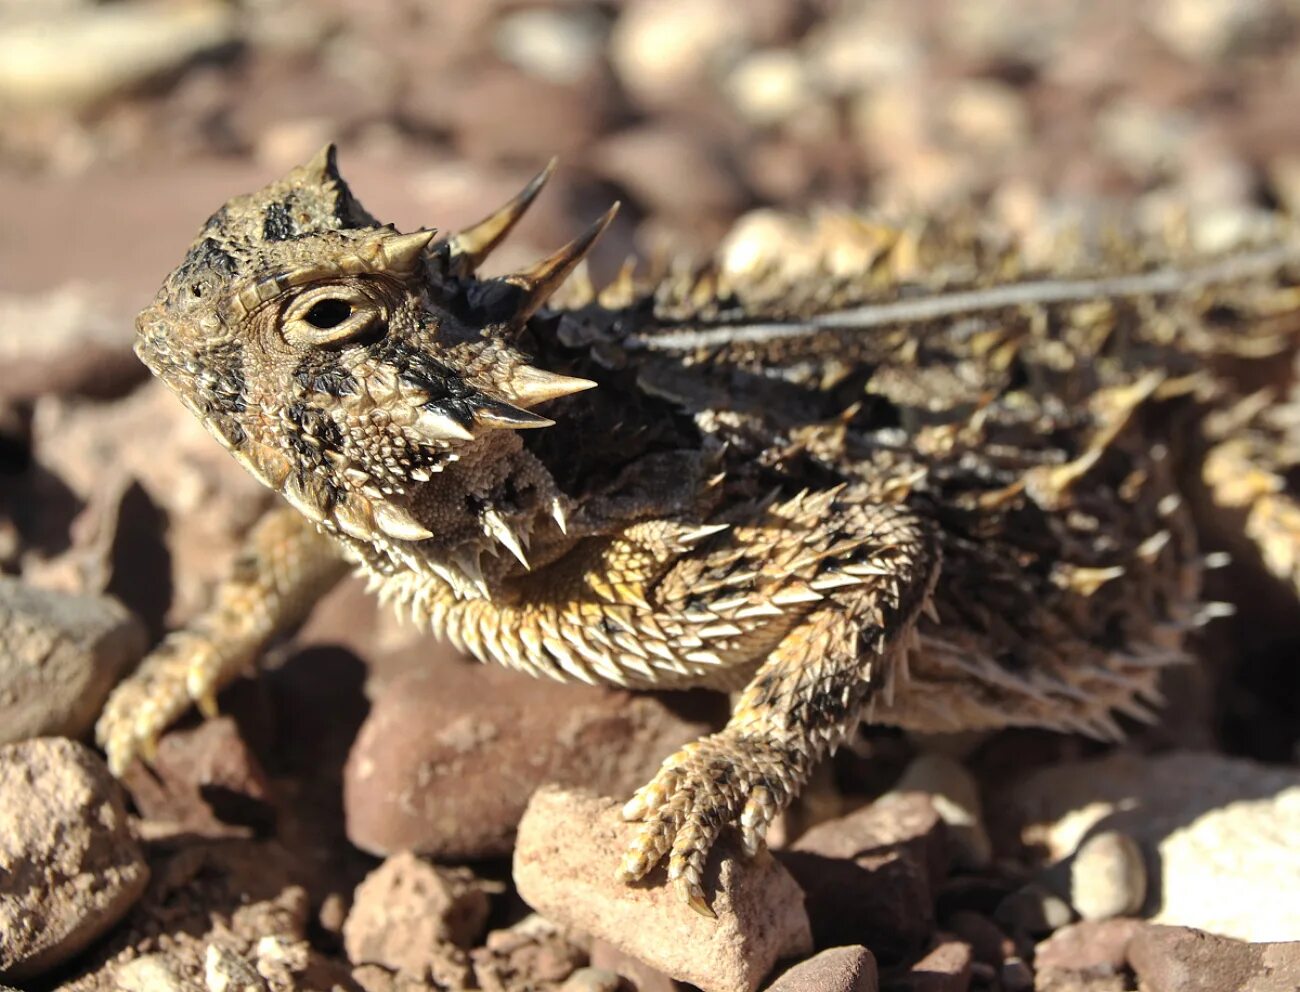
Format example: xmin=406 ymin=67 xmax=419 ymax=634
xmin=136 ymin=145 xmax=610 ymax=565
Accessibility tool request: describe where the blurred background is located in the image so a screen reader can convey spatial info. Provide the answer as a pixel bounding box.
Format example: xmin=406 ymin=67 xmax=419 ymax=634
xmin=4 ymin=0 xmax=1300 ymax=310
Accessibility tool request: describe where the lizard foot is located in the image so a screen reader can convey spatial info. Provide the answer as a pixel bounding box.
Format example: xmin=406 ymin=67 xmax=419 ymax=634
xmin=95 ymin=631 xmax=226 ymax=776
xmin=615 ymin=731 xmax=789 ymax=917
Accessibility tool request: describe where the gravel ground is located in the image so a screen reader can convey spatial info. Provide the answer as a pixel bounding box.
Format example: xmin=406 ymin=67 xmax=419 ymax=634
xmin=1 ymin=2 xmax=1299 ymax=990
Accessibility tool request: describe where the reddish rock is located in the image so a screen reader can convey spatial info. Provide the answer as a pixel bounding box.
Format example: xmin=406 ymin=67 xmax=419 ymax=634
xmin=470 ymin=918 xmax=588 ymax=992
xmin=513 ymin=786 xmax=812 ymax=992
xmin=778 ymin=793 xmax=948 ymax=962
xmin=121 ymin=715 xmax=274 ymax=835
xmin=1126 ymin=925 xmax=1300 ymax=992
xmin=765 ymin=946 xmax=879 ymax=992
xmin=343 ymin=853 xmax=491 ymax=975
xmin=1034 ymin=918 xmax=1146 ymax=975
xmin=589 ymin=939 xmax=680 ymax=992
xmin=344 ymin=661 xmax=717 ymax=860
xmin=886 ymin=938 xmax=973 ymax=992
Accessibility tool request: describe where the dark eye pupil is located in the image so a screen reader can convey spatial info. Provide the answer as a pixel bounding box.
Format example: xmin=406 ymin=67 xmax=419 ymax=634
xmin=305 ymin=299 xmax=352 ymax=329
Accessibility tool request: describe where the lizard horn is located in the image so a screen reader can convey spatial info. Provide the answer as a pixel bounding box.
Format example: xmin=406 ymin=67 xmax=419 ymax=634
xmin=298 ymin=143 xmax=339 ymax=185
xmin=473 ymin=398 xmax=555 ymax=431
xmin=505 ymin=364 xmax=597 ymax=407
xmin=374 ymin=229 xmax=439 ymax=275
xmin=504 ymin=203 xmax=620 ymax=325
xmin=448 ymin=158 xmax=557 ymax=276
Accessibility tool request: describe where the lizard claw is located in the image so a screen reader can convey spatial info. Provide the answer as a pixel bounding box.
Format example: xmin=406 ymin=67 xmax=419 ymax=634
xmin=95 ymin=632 xmax=226 ymax=776
xmin=616 ymin=733 xmax=784 ymax=916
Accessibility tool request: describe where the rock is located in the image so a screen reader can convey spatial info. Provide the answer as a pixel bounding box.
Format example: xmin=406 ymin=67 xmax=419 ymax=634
xmin=1067 ymin=831 xmax=1146 ymax=921
xmin=0 ymin=577 xmax=146 ymax=745
xmin=0 ymin=287 xmax=144 ymax=403
xmin=471 ymin=915 xmax=587 ymax=992
xmin=609 ymin=0 xmax=748 ymax=107
xmin=1034 ymin=918 xmax=1147 ymax=978
xmin=892 ymin=938 xmax=973 ymax=992
xmin=588 ymin=939 xmax=679 ymax=992
xmin=558 ymin=967 xmax=625 ymax=992
xmin=0 ymin=738 xmax=149 ymax=981
xmin=513 ymin=787 xmax=812 ymax=992
xmin=725 ymin=50 xmax=812 ymax=128
xmin=120 ymin=715 xmax=275 ymax=836
xmin=1146 ymin=0 xmax=1291 ymax=62
xmin=943 ymin=912 xmax=1012 ymax=967
xmin=114 ymin=953 xmax=188 ymax=992
xmin=593 ymin=126 xmax=743 ymax=220
xmin=779 ymin=793 xmax=947 ymax=962
xmin=343 ymin=853 xmax=491 ymax=975
xmin=993 ymin=884 xmax=1075 ymax=938
xmin=893 ymin=754 xmax=992 ymax=870
xmin=493 ymin=7 xmax=608 ymax=86
xmin=764 ymin=946 xmax=878 ymax=992
xmin=1126 ymin=925 xmax=1300 ymax=992
xmin=0 ymin=2 xmax=237 ymax=108
xmin=344 ymin=663 xmax=716 ymax=860
xmin=996 ymin=750 xmax=1300 ymax=941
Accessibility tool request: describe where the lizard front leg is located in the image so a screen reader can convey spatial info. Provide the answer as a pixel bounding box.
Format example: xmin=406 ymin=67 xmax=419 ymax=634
xmin=616 ymin=501 xmax=940 ymax=915
xmin=96 ymin=504 xmax=349 ymax=774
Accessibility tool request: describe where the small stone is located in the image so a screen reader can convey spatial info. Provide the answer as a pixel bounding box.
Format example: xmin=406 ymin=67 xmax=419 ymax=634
xmin=1146 ymin=0 xmax=1290 ymax=62
xmin=594 ymin=126 xmax=743 ymax=220
xmin=993 ymin=884 xmax=1075 ymax=938
xmin=344 ymin=664 xmax=714 ymax=860
xmin=114 ymin=954 xmax=188 ymax=992
xmin=0 ymin=576 xmax=146 ymax=746
xmin=999 ymin=957 xmax=1033 ymax=992
xmin=997 ymin=750 xmax=1300 ymax=941
xmin=343 ymin=853 xmax=491 ymax=974
xmin=1126 ymin=925 xmax=1300 ymax=992
xmin=558 ymin=967 xmax=625 ymax=992
xmin=725 ymin=50 xmax=812 ymax=127
xmin=779 ymin=793 xmax=947 ymax=962
xmin=1034 ymin=918 xmax=1147 ymax=975
xmin=493 ymin=7 xmax=608 ymax=86
xmin=0 ymin=738 xmax=149 ymax=981
xmin=0 ymin=2 xmax=237 ymax=108
xmin=588 ymin=939 xmax=679 ymax=992
xmin=1068 ymin=831 xmax=1146 ymax=921
xmin=764 ymin=946 xmax=878 ymax=992
xmin=513 ymin=786 xmax=812 ymax=992
xmin=0 ymin=287 xmax=144 ymax=403
xmin=893 ymin=754 xmax=992 ymax=870
xmin=121 ymin=715 xmax=275 ymax=836
xmin=943 ymin=912 xmax=1011 ymax=966
xmin=472 ymin=916 xmax=587 ymax=992
xmin=609 ymin=0 xmax=747 ymax=107
xmin=894 ymin=938 xmax=973 ymax=992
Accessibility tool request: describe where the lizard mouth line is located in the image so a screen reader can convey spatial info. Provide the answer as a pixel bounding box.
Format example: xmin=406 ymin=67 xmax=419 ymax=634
xmin=634 ymin=241 xmax=1300 ymax=350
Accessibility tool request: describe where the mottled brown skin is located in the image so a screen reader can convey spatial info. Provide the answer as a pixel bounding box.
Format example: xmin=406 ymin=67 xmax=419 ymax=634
xmin=98 ymin=146 xmax=1300 ymax=913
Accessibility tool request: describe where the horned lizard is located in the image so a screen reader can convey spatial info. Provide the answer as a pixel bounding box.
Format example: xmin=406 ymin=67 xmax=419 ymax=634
xmin=97 ymin=146 xmax=1300 ymax=914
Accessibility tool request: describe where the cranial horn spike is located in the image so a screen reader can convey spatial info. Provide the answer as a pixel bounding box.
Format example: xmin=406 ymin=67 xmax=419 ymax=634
xmin=299 ymin=143 xmax=338 ymax=185
xmin=448 ymin=158 xmax=557 ymax=275
xmin=506 ymin=365 xmax=598 ymax=407
xmin=506 ymin=203 xmax=620 ymax=324
xmin=414 ymin=407 xmax=476 ymax=443
xmin=473 ymin=399 xmax=555 ymax=431
xmin=378 ymin=229 xmax=439 ymax=274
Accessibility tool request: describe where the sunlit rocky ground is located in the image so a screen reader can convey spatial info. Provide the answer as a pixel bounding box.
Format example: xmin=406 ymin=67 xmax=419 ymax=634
xmin=1 ymin=2 xmax=1299 ymax=991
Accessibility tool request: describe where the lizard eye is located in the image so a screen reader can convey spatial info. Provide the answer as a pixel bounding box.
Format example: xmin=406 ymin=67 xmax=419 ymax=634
xmin=282 ymin=286 xmax=383 ymax=347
